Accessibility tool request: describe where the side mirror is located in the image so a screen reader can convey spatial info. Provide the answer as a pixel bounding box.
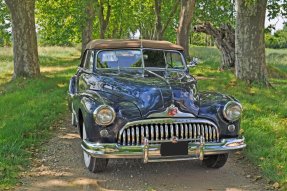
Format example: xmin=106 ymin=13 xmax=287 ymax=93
xmin=69 ymin=76 xmax=77 ymax=95
xmin=187 ymin=57 xmax=199 ymax=68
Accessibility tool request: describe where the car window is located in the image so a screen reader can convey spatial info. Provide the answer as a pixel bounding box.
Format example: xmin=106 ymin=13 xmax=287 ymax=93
xmin=97 ymin=50 xmax=142 ymax=68
xmin=143 ymin=49 xmax=184 ymax=69
xmin=165 ymin=51 xmax=185 ymax=69
xmin=84 ymin=50 xmax=94 ymax=70
xmin=96 ymin=49 xmax=185 ymax=70
xmin=143 ymin=50 xmax=165 ymax=68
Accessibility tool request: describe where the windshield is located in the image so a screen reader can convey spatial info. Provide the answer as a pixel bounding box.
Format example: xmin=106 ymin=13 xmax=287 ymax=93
xmin=96 ymin=49 xmax=185 ymax=69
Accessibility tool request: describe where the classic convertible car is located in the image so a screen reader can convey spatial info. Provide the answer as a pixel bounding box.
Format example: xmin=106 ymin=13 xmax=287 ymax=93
xmin=68 ymin=39 xmax=246 ymax=172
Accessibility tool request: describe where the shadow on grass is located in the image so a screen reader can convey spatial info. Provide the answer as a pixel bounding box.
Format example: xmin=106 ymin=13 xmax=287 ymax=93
xmin=0 ymin=52 xmax=80 ymax=189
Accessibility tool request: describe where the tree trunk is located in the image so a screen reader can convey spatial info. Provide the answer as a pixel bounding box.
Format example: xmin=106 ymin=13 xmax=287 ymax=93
xmin=177 ymin=0 xmax=196 ymax=59
xmin=98 ymin=0 xmax=111 ymax=39
xmin=5 ymin=0 xmax=40 ymax=78
xmin=154 ymin=0 xmax=163 ymax=40
xmin=81 ymin=0 xmax=95 ymax=57
xmin=235 ymin=0 xmax=269 ymax=85
xmin=194 ymin=23 xmax=235 ymax=69
xmin=153 ymin=0 xmax=180 ymax=40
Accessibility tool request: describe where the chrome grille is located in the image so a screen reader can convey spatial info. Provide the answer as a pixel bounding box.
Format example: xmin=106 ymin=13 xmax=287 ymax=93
xmin=117 ymin=119 xmax=219 ymax=145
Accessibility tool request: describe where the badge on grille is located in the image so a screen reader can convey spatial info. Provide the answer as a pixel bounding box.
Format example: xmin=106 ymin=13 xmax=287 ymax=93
xmin=167 ymin=105 xmax=178 ymax=116
xmin=171 ymin=136 xmax=178 ymax=144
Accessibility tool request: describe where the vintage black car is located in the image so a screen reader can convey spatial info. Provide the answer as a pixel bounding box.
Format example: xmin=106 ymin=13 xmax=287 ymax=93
xmin=68 ymin=39 xmax=245 ymax=172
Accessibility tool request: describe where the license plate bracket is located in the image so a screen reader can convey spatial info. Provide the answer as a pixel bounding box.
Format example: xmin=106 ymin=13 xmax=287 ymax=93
xmin=160 ymin=142 xmax=188 ymax=156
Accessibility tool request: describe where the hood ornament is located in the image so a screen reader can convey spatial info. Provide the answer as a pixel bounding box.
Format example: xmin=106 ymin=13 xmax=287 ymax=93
xmin=147 ymin=104 xmax=195 ymax=118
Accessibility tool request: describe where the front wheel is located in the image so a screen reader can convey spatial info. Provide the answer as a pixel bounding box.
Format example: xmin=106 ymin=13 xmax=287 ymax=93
xmin=82 ymin=122 xmax=108 ymax=173
xmin=202 ymin=153 xmax=229 ymax=169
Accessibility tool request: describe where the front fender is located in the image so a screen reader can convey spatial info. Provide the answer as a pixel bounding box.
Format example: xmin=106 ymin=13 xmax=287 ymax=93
xmin=78 ymin=90 xmax=142 ymax=143
xmin=198 ymin=91 xmax=241 ymax=138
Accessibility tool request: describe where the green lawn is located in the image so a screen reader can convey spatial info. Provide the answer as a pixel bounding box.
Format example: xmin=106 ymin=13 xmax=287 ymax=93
xmin=190 ymin=46 xmax=287 ymax=187
xmin=0 ymin=46 xmax=286 ymax=189
xmin=0 ymin=47 xmax=80 ymax=189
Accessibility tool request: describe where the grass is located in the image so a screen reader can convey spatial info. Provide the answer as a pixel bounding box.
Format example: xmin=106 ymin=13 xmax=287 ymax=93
xmin=0 ymin=46 xmax=286 ymax=189
xmin=0 ymin=47 xmax=80 ymax=189
xmin=190 ymin=46 xmax=287 ymax=187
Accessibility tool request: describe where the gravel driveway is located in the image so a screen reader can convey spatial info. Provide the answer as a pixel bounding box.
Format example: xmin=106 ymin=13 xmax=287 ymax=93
xmin=16 ymin=117 xmax=267 ymax=191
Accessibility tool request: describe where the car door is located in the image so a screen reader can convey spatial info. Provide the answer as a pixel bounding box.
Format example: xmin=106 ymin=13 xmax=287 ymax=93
xmin=78 ymin=50 xmax=95 ymax=93
xmin=69 ymin=50 xmax=95 ymax=120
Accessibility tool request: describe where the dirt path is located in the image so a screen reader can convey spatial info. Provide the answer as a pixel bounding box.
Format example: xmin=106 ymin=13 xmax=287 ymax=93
xmin=16 ymin=116 xmax=268 ymax=191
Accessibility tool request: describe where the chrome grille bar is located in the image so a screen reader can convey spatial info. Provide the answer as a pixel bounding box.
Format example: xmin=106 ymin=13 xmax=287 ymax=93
xmin=150 ymin=125 xmax=154 ymax=141
xmin=155 ymin=124 xmax=159 ymax=141
xmin=117 ymin=119 xmax=219 ymax=145
xmin=175 ymin=124 xmax=179 ymax=137
xmin=160 ymin=124 xmax=164 ymax=140
xmin=131 ymin=127 xmax=135 ymax=145
xmin=165 ymin=124 xmax=169 ymax=140
xmin=127 ymin=128 xmax=131 ymax=145
xmin=136 ymin=125 xmax=139 ymax=144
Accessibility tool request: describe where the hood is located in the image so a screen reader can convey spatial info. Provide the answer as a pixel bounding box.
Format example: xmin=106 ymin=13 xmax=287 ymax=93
xmin=85 ymin=70 xmax=199 ymax=117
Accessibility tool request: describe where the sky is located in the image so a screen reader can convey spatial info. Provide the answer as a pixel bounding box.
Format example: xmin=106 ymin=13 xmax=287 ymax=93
xmin=265 ymin=16 xmax=286 ymax=31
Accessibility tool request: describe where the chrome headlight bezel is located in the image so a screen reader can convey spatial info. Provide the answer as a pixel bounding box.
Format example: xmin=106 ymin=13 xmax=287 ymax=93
xmin=223 ymin=101 xmax=243 ymax=122
xmin=93 ymin=105 xmax=116 ymax=126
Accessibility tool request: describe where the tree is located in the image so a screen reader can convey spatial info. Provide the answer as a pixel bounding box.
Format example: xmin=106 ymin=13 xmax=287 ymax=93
xmin=98 ymin=0 xmax=111 ymax=39
xmin=235 ymin=0 xmax=269 ymax=85
xmin=36 ymin=0 xmax=85 ymax=46
xmin=177 ymin=0 xmax=196 ymax=59
xmin=154 ymin=0 xmax=180 ymax=40
xmin=194 ymin=23 xmax=235 ymax=69
xmin=0 ymin=1 xmax=11 ymax=47
xmin=192 ymin=0 xmax=235 ymax=69
xmin=4 ymin=0 xmax=40 ymax=78
xmin=81 ymin=0 xmax=96 ymax=56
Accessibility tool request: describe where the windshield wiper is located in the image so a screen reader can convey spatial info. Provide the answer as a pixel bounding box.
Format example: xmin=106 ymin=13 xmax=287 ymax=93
xmin=144 ymin=68 xmax=169 ymax=81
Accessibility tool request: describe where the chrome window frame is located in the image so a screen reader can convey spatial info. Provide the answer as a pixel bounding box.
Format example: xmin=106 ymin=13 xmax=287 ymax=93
xmin=94 ymin=48 xmax=188 ymax=72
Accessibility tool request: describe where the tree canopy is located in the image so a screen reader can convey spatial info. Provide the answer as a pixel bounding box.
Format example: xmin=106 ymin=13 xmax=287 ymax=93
xmin=1 ymin=0 xmax=286 ymax=47
xmin=1 ymin=0 xmax=286 ymax=84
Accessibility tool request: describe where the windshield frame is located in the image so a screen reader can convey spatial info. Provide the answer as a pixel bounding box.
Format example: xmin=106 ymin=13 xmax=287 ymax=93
xmin=94 ymin=48 xmax=188 ymax=72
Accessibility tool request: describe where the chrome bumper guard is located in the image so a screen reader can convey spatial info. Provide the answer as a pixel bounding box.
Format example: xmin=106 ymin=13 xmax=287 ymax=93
xmin=81 ymin=136 xmax=246 ymax=163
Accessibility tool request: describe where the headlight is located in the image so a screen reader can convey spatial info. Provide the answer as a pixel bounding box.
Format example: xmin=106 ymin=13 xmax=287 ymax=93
xmin=223 ymin=101 xmax=242 ymax=121
xmin=93 ymin=105 xmax=115 ymax=126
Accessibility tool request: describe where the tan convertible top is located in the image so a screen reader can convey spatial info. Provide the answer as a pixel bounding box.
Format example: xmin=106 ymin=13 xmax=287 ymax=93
xmin=86 ymin=39 xmax=184 ymax=51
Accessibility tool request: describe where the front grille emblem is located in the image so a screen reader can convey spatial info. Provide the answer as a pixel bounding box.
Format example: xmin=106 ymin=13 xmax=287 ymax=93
xmin=167 ymin=105 xmax=178 ymax=116
xmin=171 ymin=136 xmax=178 ymax=144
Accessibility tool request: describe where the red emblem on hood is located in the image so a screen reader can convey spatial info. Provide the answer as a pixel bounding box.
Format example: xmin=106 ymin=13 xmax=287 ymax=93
xmin=168 ymin=107 xmax=178 ymax=116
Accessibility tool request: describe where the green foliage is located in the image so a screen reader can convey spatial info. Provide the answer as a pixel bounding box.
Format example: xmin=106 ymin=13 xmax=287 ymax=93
xmin=267 ymin=0 xmax=287 ymax=19
xmin=190 ymin=46 xmax=287 ymax=184
xmin=1 ymin=0 xmax=287 ymax=47
xmin=36 ymin=0 xmax=87 ymax=46
xmin=0 ymin=47 xmax=80 ymax=189
xmin=190 ymin=33 xmax=214 ymax=47
xmin=35 ymin=0 xmax=180 ymax=44
xmin=265 ymin=24 xmax=287 ymax=49
xmin=0 ymin=0 xmax=11 ymax=46
xmin=102 ymin=0 xmax=154 ymax=39
xmin=193 ymin=0 xmax=235 ymax=27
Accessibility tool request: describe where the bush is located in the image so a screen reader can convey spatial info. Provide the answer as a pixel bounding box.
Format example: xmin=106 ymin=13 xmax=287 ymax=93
xmin=265 ymin=27 xmax=287 ymax=49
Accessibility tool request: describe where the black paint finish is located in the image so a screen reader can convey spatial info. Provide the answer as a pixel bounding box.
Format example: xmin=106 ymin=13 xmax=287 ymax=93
xmin=68 ymin=50 xmax=241 ymax=143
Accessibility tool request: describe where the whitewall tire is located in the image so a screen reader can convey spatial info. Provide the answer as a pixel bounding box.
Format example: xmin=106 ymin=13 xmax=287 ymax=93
xmin=82 ymin=122 xmax=108 ymax=172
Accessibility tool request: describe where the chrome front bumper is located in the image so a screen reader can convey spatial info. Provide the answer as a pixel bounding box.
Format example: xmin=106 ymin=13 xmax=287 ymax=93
xmin=81 ymin=137 xmax=246 ymax=163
